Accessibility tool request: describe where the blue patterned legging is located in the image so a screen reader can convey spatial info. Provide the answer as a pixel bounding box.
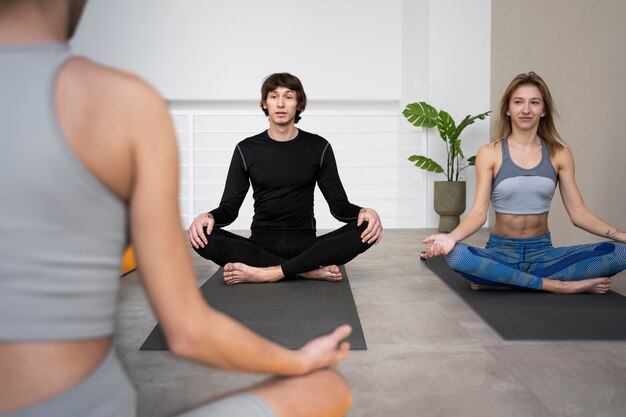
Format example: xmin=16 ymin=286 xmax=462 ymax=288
xmin=446 ymin=233 xmax=626 ymax=290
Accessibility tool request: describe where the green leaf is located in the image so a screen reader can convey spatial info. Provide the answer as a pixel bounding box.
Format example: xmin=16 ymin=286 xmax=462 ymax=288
xmin=408 ymin=155 xmax=444 ymax=173
xmin=437 ymin=110 xmax=456 ymax=141
xmin=450 ymin=110 xmax=491 ymax=141
xmin=402 ymin=102 xmax=438 ymax=128
xmin=466 ymin=156 xmax=476 ymax=166
xmin=453 ymin=140 xmax=464 ymax=159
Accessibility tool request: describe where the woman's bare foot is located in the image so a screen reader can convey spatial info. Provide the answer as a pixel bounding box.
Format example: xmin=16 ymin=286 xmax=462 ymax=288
xmin=223 ymin=262 xmax=284 ymax=285
xmin=470 ymin=283 xmax=512 ymax=291
xmin=298 ymin=265 xmax=343 ymax=282
xmin=542 ymin=277 xmax=612 ymax=294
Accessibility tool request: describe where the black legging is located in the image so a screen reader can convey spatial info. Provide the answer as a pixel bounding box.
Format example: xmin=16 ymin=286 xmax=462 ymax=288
xmin=193 ymin=221 xmax=373 ymax=276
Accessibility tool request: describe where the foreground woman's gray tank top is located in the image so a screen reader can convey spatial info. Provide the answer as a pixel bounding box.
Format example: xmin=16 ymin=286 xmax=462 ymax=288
xmin=0 ymin=43 xmax=127 ymax=341
xmin=0 ymin=43 xmax=277 ymax=417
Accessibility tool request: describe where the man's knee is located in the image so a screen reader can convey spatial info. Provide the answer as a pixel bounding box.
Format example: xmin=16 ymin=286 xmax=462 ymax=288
xmin=354 ymin=221 xmax=376 ymax=251
xmin=355 ymin=220 xmax=368 ymax=232
xmin=192 ymin=227 xmax=222 ymax=257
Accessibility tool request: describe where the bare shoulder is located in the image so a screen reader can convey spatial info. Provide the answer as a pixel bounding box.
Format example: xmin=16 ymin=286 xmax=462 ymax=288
xmin=54 ymin=58 xmax=175 ymax=199
xmin=59 ymin=57 xmax=167 ymax=118
xmin=61 ymin=57 xmax=158 ymax=96
xmin=57 ymin=57 xmax=171 ymax=142
xmin=553 ymin=145 xmax=575 ymax=170
xmin=476 ymin=142 xmax=499 ymax=165
xmin=554 ymin=145 xmax=574 ymax=159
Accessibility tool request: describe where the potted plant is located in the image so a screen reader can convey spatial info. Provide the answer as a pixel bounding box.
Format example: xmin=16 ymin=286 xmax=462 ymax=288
xmin=402 ymin=102 xmax=490 ymax=232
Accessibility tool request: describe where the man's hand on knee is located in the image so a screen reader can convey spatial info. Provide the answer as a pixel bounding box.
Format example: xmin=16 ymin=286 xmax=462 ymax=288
xmin=188 ymin=212 xmax=214 ymax=249
xmin=357 ymin=208 xmax=383 ymax=245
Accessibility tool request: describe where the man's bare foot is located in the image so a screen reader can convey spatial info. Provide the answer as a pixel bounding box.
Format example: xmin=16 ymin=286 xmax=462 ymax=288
xmin=223 ymin=262 xmax=284 ymax=285
xmin=470 ymin=283 xmax=512 ymax=291
xmin=298 ymin=265 xmax=343 ymax=282
xmin=542 ymin=277 xmax=612 ymax=294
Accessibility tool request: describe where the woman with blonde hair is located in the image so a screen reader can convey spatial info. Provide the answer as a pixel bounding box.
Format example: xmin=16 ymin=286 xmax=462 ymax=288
xmin=421 ymin=71 xmax=626 ymax=294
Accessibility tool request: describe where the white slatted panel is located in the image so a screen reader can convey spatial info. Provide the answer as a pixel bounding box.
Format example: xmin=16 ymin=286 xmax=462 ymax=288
xmin=171 ymin=102 xmax=426 ymax=230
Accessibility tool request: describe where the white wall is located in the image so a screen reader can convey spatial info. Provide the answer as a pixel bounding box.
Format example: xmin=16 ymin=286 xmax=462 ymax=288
xmin=71 ymin=0 xmax=491 ymax=230
xmin=71 ymin=0 xmax=402 ymax=100
xmin=426 ymin=0 xmax=491 ymax=227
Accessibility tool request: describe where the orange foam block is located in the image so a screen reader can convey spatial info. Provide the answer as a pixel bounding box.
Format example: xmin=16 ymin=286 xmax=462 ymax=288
xmin=120 ymin=246 xmax=137 ymax=276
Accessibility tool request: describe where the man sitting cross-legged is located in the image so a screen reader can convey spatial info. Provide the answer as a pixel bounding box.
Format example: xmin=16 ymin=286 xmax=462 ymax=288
xmin=188 ymin=72 xmax=382 ymax=284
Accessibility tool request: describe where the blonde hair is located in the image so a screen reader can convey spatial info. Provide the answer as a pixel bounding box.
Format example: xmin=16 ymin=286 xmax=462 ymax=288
xmin=493 ymin=71 xmax=566 ymax=155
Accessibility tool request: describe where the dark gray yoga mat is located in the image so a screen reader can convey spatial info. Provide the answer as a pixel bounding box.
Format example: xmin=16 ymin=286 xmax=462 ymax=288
xmin=141 ymin=266 xmax=366 ymax=350
xmin=426 ymin=255 xmax=626 ymax=340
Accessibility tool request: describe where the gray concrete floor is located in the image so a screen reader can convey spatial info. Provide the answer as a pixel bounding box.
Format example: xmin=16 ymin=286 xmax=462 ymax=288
xmin=116 ymin=229 xmax=626 ymax=417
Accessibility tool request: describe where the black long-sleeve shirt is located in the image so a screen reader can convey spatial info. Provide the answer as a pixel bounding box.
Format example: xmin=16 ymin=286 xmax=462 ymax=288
xmin=210 ymin=129 xmax=361 ymax=233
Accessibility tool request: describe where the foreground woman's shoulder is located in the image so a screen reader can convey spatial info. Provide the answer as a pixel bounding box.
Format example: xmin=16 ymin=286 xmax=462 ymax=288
xmin=59 ymin=57 xmax=166 ymax=113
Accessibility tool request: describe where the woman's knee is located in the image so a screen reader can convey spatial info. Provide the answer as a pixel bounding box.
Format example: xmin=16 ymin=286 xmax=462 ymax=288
xmin=252 ymin=369 xmax=352 ymax=417
xmin=612 ymin=241 xmax=626 ymax=257
xmin=335 ymin=370 xmax=353 ymax=408
xmin=608 ymin=241 xmax=626 ymax=270
xmin=315 ymin=369 xmax=352 ymax=414
xmin=445 ymin=243 xmax=471 ymax=270
xmin=592 ymin=241 xmax=626 ymax=270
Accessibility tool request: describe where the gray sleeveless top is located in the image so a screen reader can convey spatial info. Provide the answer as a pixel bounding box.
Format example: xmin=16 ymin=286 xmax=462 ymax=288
xmin=491 ymin=138 xmax=558 ymax=214
xmin=0 ymin=43 xmax=127 ymax=341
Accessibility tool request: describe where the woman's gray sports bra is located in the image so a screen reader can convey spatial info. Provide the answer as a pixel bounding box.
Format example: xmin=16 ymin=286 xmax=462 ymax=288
xmin=0 ymin=43 xmax=127 ymax=341
xmin=491 ymin=138 xmax=558 ymax=214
